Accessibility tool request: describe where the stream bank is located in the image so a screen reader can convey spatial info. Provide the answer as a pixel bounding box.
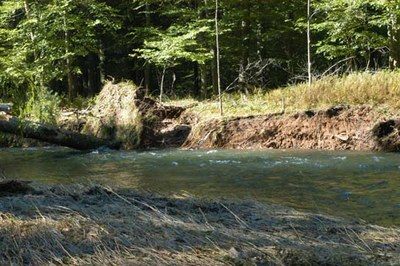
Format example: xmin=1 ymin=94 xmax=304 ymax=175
xmin=56 ymin=83 xmax=400 ymax=152
xmin=0 ymin=184 xmax=398 ymax=265
xmin=183 ymin=106 xmax=400 ymax=152
xmin=2 ymin=83 xmax=399 ymax=151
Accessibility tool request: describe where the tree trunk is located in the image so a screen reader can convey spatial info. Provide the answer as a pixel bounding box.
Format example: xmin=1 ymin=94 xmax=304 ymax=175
xmin=200 ymin=64 xmax=208 ymax=99
xmin=197 ymin=0 xmax=208 ymax=99
xmin=239 ymin=0 xmax=251 ymax=94
xmin=67 ymin=58 xmax=75 ymax=100
xmin=145 ymin=1 xmax=152 ymax=95
xmin=0 ymin=117 xmax=116 ymax=150
xmin=193 ymin=62 xmax=200 ymax=97
xmin=307 ymin=0 xmax=312 ymax=90
xmin=215 ymin=0 xmax=223 ymax=116
xmin=211 ymin=46 xmax=218 ymax=96
xmin=87 ymin=52 xmax=101 ymax=96
xmin=23 ymin=0 xmax=37 ymax=61
xmin=64 ymin=15 xmax=76 ymax=100
xmin=99 ymin=42 xmax=106 ymax=84
xmin=388 ymin=6 xmax=400 ymax=69
xmin=159 ymin=66 xmax=166 ymax=103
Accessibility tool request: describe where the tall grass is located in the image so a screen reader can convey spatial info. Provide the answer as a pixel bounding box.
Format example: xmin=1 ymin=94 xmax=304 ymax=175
xmin=279 ymin=70 xmax=400 ymax=110
xmin=168 ymin=70 xmax=400 ymax=118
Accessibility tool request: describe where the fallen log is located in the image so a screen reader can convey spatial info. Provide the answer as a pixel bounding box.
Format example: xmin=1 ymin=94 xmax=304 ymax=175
xmin=0 ymin=116 xmax=118 ymax=150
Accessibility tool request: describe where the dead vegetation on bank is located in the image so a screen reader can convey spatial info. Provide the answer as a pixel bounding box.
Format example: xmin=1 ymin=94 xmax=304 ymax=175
xmin=0 ymin=184 xmax=399 ymax=265
xmin=79 ymin=81 xmax=189 ymax=149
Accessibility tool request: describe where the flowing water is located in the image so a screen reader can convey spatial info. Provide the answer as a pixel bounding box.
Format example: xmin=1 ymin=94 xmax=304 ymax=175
xmin=1 ymin=147 xmax=400 ymax=226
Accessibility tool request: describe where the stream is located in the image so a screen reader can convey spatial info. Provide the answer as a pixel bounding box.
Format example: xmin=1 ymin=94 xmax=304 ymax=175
xmin=1 ymin=147 xmax=400 ymax=226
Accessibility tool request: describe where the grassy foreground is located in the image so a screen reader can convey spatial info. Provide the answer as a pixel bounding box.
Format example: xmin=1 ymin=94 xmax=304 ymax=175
xmin=167 ymin=70 xmax=400 ymax=118
xmin=0 ymin=184 xmax=399 ymax=265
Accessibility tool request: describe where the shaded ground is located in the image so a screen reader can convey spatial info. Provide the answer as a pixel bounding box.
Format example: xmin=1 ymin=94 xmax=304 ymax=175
xmin=0 ymin=184 xmax=399 ymax=265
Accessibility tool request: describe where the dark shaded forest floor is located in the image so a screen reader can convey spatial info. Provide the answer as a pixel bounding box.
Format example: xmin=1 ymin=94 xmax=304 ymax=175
xmin=0 ymin=184 xmax=399 ymax=265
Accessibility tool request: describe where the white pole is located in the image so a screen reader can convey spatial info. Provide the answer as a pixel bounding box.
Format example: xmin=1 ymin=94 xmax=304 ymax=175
xmin=307 ymin=0 xmax=312 ymax=92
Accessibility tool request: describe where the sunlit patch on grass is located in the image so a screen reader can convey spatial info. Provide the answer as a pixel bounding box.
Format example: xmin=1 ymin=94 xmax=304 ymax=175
xmin=167 ymin=70 xmax=400 ymax=118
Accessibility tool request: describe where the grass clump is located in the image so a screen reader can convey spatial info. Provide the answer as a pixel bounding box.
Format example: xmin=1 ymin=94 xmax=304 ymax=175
xmin=168 ymin=70 xmax=400 ymax=118
xmin=83 ymin=81 xmax=143 ymax=149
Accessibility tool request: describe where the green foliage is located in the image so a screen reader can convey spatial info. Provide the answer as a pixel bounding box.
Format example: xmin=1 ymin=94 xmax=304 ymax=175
xmin=0 ymin=0 xmax=399 ymax=112
xmin=133 ymin=24 xmax=213 ymax=68
xmin=0 ymin=0 xmax=118 ymax=97
xmin=21 ymin=86 xmax=61 ymax=125
xmin=312 ymin=0 xmax=388 ymax=65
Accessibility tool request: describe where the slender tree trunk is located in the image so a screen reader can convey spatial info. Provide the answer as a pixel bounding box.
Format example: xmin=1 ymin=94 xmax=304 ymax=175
xmin=192 ymin=0 xmax=201 ymax=98
xmin=64 ymin=15 xmax=75 ymax=100
xmin=388 ymin=5 xmax=400 ymax=69
xmin=193 ymin=63 xmax=200 ymax=97
xmin=307 ymin=0 xmax=312 ymax=91
xmin=239 ymin=0 xmax=250 ymax=94
xmin=159 ymin=66 xmax=166 ymax=103
xmin=66 ymin=57 xmax=75 ymax=99
xmin=24 ymin=0 xmax=43 ymax=89
xmin=99 ymin=42 xmax=105 ymax=84
xmin=200 ymin=64 xmax=208 ymax=99
xmin=215 ymin=0 xmax=223 ymax=116
xmin=145 ymin=1 xmax=151 ymax=95
xmin=198 ymin=0 xmax=209 ymax=99
xmin=23 ymin=1 xmax=37 ymax=61
xmin=87 ymin=52 xmax=101 ymax=96
xmin=211 ymin=46 xmax=218 ymax=96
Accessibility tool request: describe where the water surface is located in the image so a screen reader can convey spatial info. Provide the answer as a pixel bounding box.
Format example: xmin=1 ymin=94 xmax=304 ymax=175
xmin=1 ymin=147 xmax=400 ymax=226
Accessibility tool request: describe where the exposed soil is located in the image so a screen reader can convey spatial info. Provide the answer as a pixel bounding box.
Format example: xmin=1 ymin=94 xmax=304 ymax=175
xmin=183 ymin=106 xmax=400 ymax=152
xmin=0 ymin=183 xmax=399 ymax=265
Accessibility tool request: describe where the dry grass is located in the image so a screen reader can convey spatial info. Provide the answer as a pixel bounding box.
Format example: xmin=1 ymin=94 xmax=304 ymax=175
xmin=168 ymin=70 xmax=400 ymax=119
xmin=0 ymin=184 xmax=399 ymax=265
xmin=83 ymin=81 xmax=142 ymax=149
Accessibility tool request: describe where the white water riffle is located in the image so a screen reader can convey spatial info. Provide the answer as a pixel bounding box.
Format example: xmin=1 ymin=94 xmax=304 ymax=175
xmin=1 ymin=147 xmax=400 ymax=226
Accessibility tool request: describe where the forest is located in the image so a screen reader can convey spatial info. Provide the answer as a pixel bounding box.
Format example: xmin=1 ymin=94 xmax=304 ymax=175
xmin=0 ymin=0 xmax=399 ymax=120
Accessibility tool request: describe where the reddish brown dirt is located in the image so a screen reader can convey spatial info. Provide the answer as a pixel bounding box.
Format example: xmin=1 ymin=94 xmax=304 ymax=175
xmin=183 ymin=106 xmax=400 ymax=152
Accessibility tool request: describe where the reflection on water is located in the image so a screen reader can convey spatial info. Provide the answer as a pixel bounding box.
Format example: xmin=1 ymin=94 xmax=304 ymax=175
xmin=1 ymin=147 xmax=400 ymax=226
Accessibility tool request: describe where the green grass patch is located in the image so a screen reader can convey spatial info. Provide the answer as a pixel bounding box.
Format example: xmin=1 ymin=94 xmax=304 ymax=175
xmin=167 ymin=70 xmax=400 ymax=118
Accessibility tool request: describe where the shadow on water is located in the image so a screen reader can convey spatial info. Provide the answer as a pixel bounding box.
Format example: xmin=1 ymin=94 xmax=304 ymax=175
xmin=1 ymin=147 xmax=400 ymax=226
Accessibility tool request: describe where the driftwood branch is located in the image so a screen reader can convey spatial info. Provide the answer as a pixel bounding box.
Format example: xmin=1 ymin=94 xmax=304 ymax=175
xmin=0 ymin=116 xmax=117 ymax=150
